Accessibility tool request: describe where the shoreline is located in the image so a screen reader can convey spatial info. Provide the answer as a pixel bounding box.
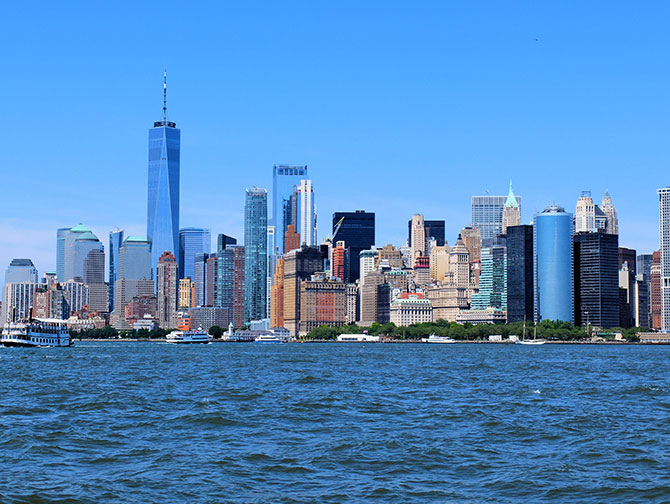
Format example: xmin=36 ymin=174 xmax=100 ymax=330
xmin=77 ymin=338 xmax=657 ymax=345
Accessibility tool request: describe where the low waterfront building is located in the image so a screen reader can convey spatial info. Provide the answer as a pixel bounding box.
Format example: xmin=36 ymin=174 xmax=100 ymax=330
xmin=639 ymin=333 xmax=670 ymax=343
xmin=188 ymin=306 xmax=229 ymax=332
xmin=390 ymin=293 xmax=433 ymax=326
xmin=456 ymin=308 xmax=507 ymax=325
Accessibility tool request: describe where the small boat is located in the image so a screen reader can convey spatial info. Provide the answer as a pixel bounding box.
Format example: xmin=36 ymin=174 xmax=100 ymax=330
xmin=336 ymin=334 xmax=380 ymax=342
xmin=166 ymin=329 xmax=210 ymax=344
xmin=516 ymin=319 xmax=546 ymax=345
xmin=253 ymin=334 xmax=287 ymax=343
xmin=1 ymin=319 xmax=71 ymax=347
xmin=421 ymin=334 xmax=456 ymax=344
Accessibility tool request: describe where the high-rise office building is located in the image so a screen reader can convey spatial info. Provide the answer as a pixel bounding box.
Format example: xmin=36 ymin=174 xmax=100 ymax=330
xmin=506 ymin=225 xmax=534 ymax=323
xmin=147 ymin=71 xmax=180 ymax=281
xmin=157 ymin=251 xmax=178 ymax=329
xmin=470 ymin=242 xmax=507 ymax=312
xmin=83 ymin=248 xmax=108 ymax=313
xmin=1 ymin=281 xmax=38 ymax=326
xmin=270 ymin=257 xmax=285 ymax=329
xmin=283 ymin=246 xmax=323 ymax=335
xmin=618 ymin=247 xmax=637 ymax=275
xmin=332 ymin=211 xmax=375 ymax=283
xmin=62 ymin=225 xmax=104 ymax=282
xmin=575 ymin=191 xmax=607 ymax=233
xmin=602 ymin=190 xmax=619 ymax=235
xmin=472 ymin=189 xmax=521 ymax=246
xmin=56 ymin=228 xmax=69 ymax=280
xmin=534 ymin=205 xmax=573 ymax=323
xmin=272 ymin=165 xmax=308 ymax=254
xmin=461 ymin=226 xmax=482 ymax=289
xmin=5 ymin=259 xmax=38 ymax=284
xmin=193 ymin=252 xmax=210 ymax=308
xmin=178 ymin=278 xmax=193 ymax=309
xmin=108 ymin=228 xmax=124 ymax=312
xmin=111 ymin=236 xmax=154 ymax=329
xmin=449 ymin=235 xmax=470 ymax=291
xmin=299 ymin=274 xmax=347 ymax=335
xmin=284 ymin=225 xmax=300 ymax=253
xmin=573 ymin=232 xmax=619 ymax=328
xmin=501 ymin=182 xmax=521 ymax=234
xmin=637 ymin=253 xmax=654 ymax=328
xmin=179 ymin=228 xmax=211 ymax=281
xmin=409 ymin=214 xmax=426 ymax=267
xmin=619 ymin=261 xmax=636 ymax=328
xmin=297 ymin=179 xmax=316 ymax=246
xmin=651 ymin=250 xmax=662 ymax=330
xmin=408 ymin=219 xmax=445 ymax=248
xmin=244 ymin=188 xmax=268 ymax=322
xmin=217 ymin=244 xmax=245 ymax=329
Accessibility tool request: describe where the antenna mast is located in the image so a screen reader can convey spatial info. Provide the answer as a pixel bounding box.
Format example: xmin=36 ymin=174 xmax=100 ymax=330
xmin=163 ymin=68 xmax=167 ymax=124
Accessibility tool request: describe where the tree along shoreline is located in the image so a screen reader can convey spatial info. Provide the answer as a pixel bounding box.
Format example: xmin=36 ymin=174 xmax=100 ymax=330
xmin=70 ymin=320 xmax=647 ymax=342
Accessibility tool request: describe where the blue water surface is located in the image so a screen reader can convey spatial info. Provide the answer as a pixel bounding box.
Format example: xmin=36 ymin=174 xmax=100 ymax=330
xmin=0 ymin=342 xmax=669 ymax=503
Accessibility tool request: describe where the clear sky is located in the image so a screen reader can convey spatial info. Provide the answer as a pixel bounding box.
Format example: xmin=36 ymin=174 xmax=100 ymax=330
xmin=1 ymin=1 xmax=669 ymax=285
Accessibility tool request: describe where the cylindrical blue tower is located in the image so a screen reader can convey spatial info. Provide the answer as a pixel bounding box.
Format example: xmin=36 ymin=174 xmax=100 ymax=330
xmin=534 ymin=205 xmax=574 ymax=323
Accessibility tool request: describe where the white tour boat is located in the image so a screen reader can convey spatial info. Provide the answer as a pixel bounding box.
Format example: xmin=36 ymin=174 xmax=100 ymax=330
xmin=253 ymin=334 xmax=288 ymax=343
xmin=336 ymin=334 xmax=380 ymax=342
xmin=166 ymin=329 xmax=211 ymax=344
xmin=1 ymin=319 xmax=71 ymax=347
xmin=421 ymin=334 xmax=456 ymax=344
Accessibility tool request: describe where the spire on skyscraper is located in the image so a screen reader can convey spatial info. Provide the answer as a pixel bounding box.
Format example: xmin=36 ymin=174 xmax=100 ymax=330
xmin=504 ymin=180 xmax=519 ymax=208
xmin=163 ymin=68 xmax=167 ymax=124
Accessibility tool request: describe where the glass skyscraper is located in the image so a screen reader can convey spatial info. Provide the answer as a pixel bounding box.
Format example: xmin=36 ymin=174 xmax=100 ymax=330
xmin=244 ymin=188 xmax=268 ymax=322
xmin=272 ymin=165 xmax=308 ymax=254
xmin=147 ymin=74 xmax=180 ymax=280
xmin=108 ymin=228 xmax=123 ymax=312
xmin=506 ymin=224 xmax=534 ymax=323
xmin=56 ymin=227 xmax=69 ymax=281
xmin=472 ymin=194 xmax=521 ymax=246
xmin=534 ymin=205 xmax=574 ymax=323
xmin=332 ymin=211 xmax=375 ymax=284
xmin=179 ymin=228 xmax=211 ymax=280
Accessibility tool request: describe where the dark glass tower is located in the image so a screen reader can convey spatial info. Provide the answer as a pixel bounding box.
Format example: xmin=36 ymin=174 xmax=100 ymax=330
xmin=178 ymin=228 xmax=211 ymax=280
xmin=506 ymin=225 xmax=534 ymax=323
xmin=573 ymin=232 xmax=620 ymax=328
xmin=332 ymin=211 xmax=375 ymax=283
xmin=244 ymin=188 xmax=268 ymax=322
xmin=147 ymin=71 xmax=180 ymax=281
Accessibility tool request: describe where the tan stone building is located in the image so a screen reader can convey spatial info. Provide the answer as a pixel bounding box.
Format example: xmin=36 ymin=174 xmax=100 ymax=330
xmin=178 ymin=278 xmax=193 ymax=309
xmin=390 ymin=293 xmax=433 ymax=326
xmin=283 ymin=247 xmax=323 ymax=335
xmin=270 ymin=257 xmax=285 ymax=328
xmin=157 ymin=251 xmax=178 ymax=329
xmin=430 ymin=245 xmax=450 ymax=282
xmin=299 ymin=275 xmax=346 ymax=335
xmin=425 ymin=283 xmax=470 ymax=322
xmin=410 ymin=214 xmax=426 ymax=267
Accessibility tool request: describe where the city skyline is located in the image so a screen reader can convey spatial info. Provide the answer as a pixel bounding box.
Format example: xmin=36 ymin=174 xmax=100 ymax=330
xmin=2 ymin=2 xmax=669 ymax=287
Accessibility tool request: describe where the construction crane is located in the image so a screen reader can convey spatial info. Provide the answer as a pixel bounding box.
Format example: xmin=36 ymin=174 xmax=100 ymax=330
xmin=327 ymin=216 xmax=345 ymax=245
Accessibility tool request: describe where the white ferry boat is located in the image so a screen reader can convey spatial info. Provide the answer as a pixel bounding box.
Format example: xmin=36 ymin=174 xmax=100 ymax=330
xmin=421 ymin=334 xmax=456 ymax=344
xmin=1 ymin=319 xmax=71 ymax=347
xmin=336 ymin=334 xmax=380 ymax=342
xmin=166 ymin=329 xmax=210 ymax=344
xmin=253 ymin=334 xmax=288 ymax=343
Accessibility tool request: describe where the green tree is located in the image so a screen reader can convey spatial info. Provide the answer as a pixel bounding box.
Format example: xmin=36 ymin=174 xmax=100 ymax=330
xmin=209 ymin=325 xmax=224 ymax=338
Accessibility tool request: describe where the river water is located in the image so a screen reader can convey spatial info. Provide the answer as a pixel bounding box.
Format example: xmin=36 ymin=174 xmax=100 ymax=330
xmin=1 ymin=342 xmax=669 ymax=503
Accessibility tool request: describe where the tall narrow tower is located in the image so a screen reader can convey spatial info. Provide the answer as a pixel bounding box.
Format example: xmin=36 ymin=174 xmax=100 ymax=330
xmin=658 ymin=187 xmax=670 ymax=332
xmin=501 ymin=181 xmax=521 ymax=234
xmin=147 ymin=70 xmax=180 ymax=281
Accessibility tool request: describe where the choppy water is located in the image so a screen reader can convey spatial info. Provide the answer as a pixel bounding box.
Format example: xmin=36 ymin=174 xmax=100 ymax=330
xmin=1 ymin=342 xmax=669 ymax=503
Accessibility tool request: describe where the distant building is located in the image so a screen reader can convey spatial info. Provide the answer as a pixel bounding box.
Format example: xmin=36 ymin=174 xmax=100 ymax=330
xmin=178 ymin=278 xmax=193 ymax=309
xmin=506 ymin=225 xmax=534 ymax=323
xmin=56 ymin=227 xmax=69 ymax=281
xmin=651 ymin=250 xmax=662 ymax=330
xmin=332 ymin=210 xmax=375 ymax=283
xmin=601 ymin=190 xmax=619 ymax=235
xmin=637 ymin=254 xmax=653 ymax=328
xmin=359 ymin=270 xmax=390 ymax=325
xmin=108 ymin=228 xmax=124 ymax=312
xmin=332 ymin=241 xmax=347 ymax=282
xmin=425 ymin=284 xmax=469 ymax=322
xmin=573 ymin=232 xmax=619 ymax=328
xmin=62 ymin=224 xmax=104 ymax=282
xmin=390 ymin=293 xmax=433 ymax=326
xmin=461 ymin=226 xmax=482 ymax=289
xmin=244 ymin=187 xmax=268 ymax=323
xmin=346 ymin=283 xmax=358 ymax=324
xmin=575 ymin=191 xmax=607 ymax=233
xmin=534 ymin=205 xmax=573 ymax=323
xmin=501 ymin=181 xmax=521 ymax=234
xmin=84 ymin=248 xmax=108 ymax=313
xmin=1 ymin=281 xmax=38 ymax=325
xmin=413 ymin=255 xmax=431 ymax=287
xmin=284 ymin=224 xmax=300 ymax=253
xmin=217 ymin=244 xmax=245 ymax=329
xmin=283 ymin=247 xmax=323 ymax=335
xmin=409 ymin=214 xmax=426 ymax=267
xmin=429 ymin=246 xmax=449 ymax=282
xmin=359 ymin=248 xmax=378 ymax=286
xmin=125 ymin=296 xmax=157 ymax=327
xmin=189 ymin=306 xmax=229 ymax=332
xmin=193 ymin=252 xmax=210 ymax=307
xmin=270 ymin=257 xmax=285 ymax=329
xmin=111 ymin=236 xmax=153 ymax=329
xmin=456 ymin=308 xmax=507 ymax=325
xmin=449 ymin=235 xmax=470 ymax=291
xmin=470 ymin=241 xmax=506 ymax=312
xmin=297 ymin=179 xmax=316 ymax=247
xmin=147 ymin=73 xmax=180 ymax=282
xmin=472 ymin=189 xmax=521 ymax=246
xmin=272 ymin=165 xmax=308 ymax=255
xmin=299 ymin=274 xmax=347 ymax=335
xmin=619 ymin=261 xmax=636 ymax=328
xmin=618 ymin=247 xmax=637 ymax=276
xmin=178 ymin=228 xmax=211 ymax=280
xmin=5 ymin=258 xmax=38 ymax=284
xmin=62 ymin=279 xmax=89 ymax=314
xmin=157 ymin=251 xmax=178 ymax=329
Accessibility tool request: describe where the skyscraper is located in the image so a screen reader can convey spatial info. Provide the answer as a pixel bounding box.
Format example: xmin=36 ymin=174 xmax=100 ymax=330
xmin=409 ymin=214 xmax=426 ymax=266
xmin=157 ymin=251 xmax=178 ymax=329
xmin=501 ymin=181 xmax=521 ymax=234
xmin=284 ymin=225 xmax=300 ymax=253
xmin=602 ymin=190 xmax=619 ymax=235
xmin=272 ymin=165 xmax=308 ymax=254
xmin=244 ymin=188 xmax=268 ymax=322
xmin=651 ymin=250 xmax=662 ymax=330
xmin=179 ymin=228 xmax=211 ymax=280
xmin=332 ymin=210 xmax=375 ymax=283
xmin=283 ymin=246 xmax=325 ymax=335
xmin=62 ymin=224 xmax=103 ymax=282
xmin=111 ymin=236 xmax=153 ymax=329
xmin=575 ymin=191 xmax=607 ymax=233
xmin=470 ymin=241 xmax=507 ymax=312
xmin=637 ymin=253 xmax=654 ymax=328
xmin=5 ymin=259 xmax=38 ymax=284
xmin=147 ymin=71 xmax=180 ymax=281
xmin=56 ymin=228 xmax=69 ymax=280
xmin=297 ymin=179 xmax=316 ymax=246
xmin=217 ymin=243 xmax=245 ymax=329
xmin=472 ymin=190 xmax=521 ymax=246
xmin=573 ymin=232 xmax=619 ymax=328
xmin=108 ymin=228 xmax=124 ymax=312
xmin=534 ymin=205 xmax=574 ymax=323
xmin=83 ymin=248 xmax=108 ymax=313
xmin=506 ymin=225 xmax=534 ymax=323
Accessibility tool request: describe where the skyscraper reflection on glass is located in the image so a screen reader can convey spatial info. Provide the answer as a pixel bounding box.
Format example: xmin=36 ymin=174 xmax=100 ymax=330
xmin=272 ymin=165 xmax=307 ymax=254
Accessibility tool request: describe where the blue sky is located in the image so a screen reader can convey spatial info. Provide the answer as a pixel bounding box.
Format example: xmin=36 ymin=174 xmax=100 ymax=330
xmin=1 ymin=1 xmax=669 ymax=285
